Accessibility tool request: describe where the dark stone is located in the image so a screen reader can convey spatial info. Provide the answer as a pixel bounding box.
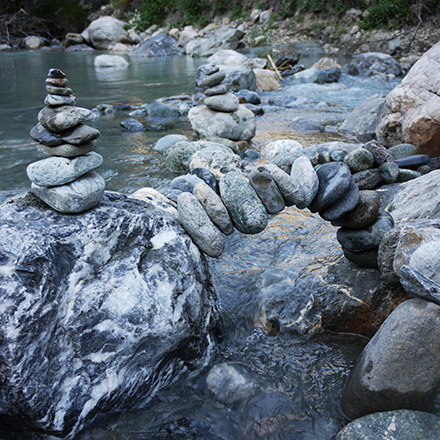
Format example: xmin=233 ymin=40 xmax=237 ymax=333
xmin=309 ymin=162 xmax=352 ymax=213
xmin=197 ymin=64 xmax=220 ymax=76
xmin=350 ymin=52 xmax=403 ymax=77
xmin=342 ymin=246 xmax=378 ymax=269
xmin=343 ymin=148 xmax=374 ymax=173
xmin=45 ymin=85 xmax=73 ymax=96
xmin=397 ymin=169 xmax=421 ymax=182
xmin=341 ymin=299 xmax=440 ymax=419
xmin=341 ymin=63 xmax=360 ymax=76
xmin=30 ymin=123 xmax=63 ymax=146
xmin=364 ymin=140 xmax=395 ymax=166
xmin=352 ymin=168 xmax=383 ymax=190
xmin=204 ymin=83 xmax=231 ymax=96
xmin=200 ymin=72 xmax=226 ymax=88
xmin=0 ymin=191 xmax=220 ymax=438
xmin=121 ymin=118 xmax=145 ymax=132
xmin=331 ymin=190 xmax=381 ymax=229
xmin=315 ymin=67 xmax=341 ymax=84
xmin=243 ymin=103 xmax=264 ymax=115
xmin=337 ymin=211 xmax=395 ymax=252
xmin=47 ymin=68 xmax=66 ymax=78
xmin=336 ymin=410 xmax=440 ymax=440
xmin=170 ymin=174 xmax=204 ymax=194
xmin=379 ymin=162 xmax=400 ymax=183
xmin=191 ymin=168 xmax=218 ymax=193
xmin=290 ymin=117 xmax=324 ymax=132
xmin=235 ymin=89 xmax=261 ymax=105
xmin=145 ymin=101 xmax=180 ymax=118
xmin=112 ymin=104 xmax=132 ymax=112
xmin=399 ymin=265 xmax=440 ymax=306
xmin=395 ymin=154 xmax=431 ymax=168
xmin=320 ymin=182 xmax=360 ymax=221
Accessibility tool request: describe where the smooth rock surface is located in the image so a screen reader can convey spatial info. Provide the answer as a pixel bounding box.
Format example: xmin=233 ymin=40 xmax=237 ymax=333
xmin=61 ymin=124 xmax=100 ymax=145
xmin=341 ymin=298 xmax=440 ymax=419
xmin=352 ymin=168 xmax=383 ymax=190
xmin=38 ymin=106 xmax=94 ymax=132
xmin=400 ymin=265 xmax=440 ymax=306
xmin=265 ymin=163 xmax=303 ymax=207
xmin=154 ymin=134 xmax=188 ymax=153
xmin=219 ymin=172 xmax=268 ymax=234
xmin=0 ymin=191 xmax=219 ymax=436
xmin=290 ymin=156 xmax=319 ymax=209
xmin=204 ymin=93 xmax=239 ymax=112
xmin=343 ymin=148 xmax=374 ymax=173
xmin=395 ymin=154 xmax=430 ymax=168
xmin=130 ymin=33 xmax=183 ymax=57
xmin=82 ymin=16 xmax=128 ymax=50
xmin=379 ymin=161 xmax=400 ymax=183
xmin=261 ymin=139 xmax=303 ymax=170
xmin=165 ymin=141 xmax=203 ymax=174
xmin=37 ymin=142 xmax=95 ymax=158
xmin=94 ymin=54 xmax=129 ymax=67
xmin=320 ymin=182 xmax=360 ymax=221
xmin=44 ymin=94 xmax=76 ymax=107
xmin=388 ymin=143 xmax=418 ymax=160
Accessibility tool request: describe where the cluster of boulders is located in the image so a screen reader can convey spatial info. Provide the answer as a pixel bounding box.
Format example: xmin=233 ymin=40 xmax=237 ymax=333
xmin=28 ymin=68 xmax=105 ymax=213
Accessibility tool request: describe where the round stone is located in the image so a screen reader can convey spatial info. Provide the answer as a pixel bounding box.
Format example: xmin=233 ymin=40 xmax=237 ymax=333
xmin=331 ymin=190 xmax=381 ymax=229
xmin=248 ymin=165 xmax=285 ymax=214
xmin=47 ymin=68 xmax=66 ymax=78
xmin=121 ymin=118 xmax=145 ymax=132
xmin=45 ymin=77 xmax=68 ymax=87
xmin=44 ymin=94 xmax=76 ymax=107
xmin=343 ymin=148 xmax=374 ymax=173
xmin=30 ymin=123 xmax=63 ymax=146
xmin=177 ymin=192 xmax=225 ymax=258
xmin=204 ymin=93 xmax=239 ymax=112
xmin=352 ymin=169 xmax=383 ymax=190
xmin=37 ymin=142 xmax=96 ymax=158
xmin=397 ymin=169 xmax=422 ymax=182
xmin=337 ymin=211 xmax=394 ymax=252
xmin=38 ymin=106 xmax=94 ymax=132
xmin=379 ymin=162 xmax=400 ymax=183
xmin=154 ymin=134 xmax=188 ymax=153
xmin=309 ymin=162 xmax=352 ymax=213
xmin=219 ymin=172 xmax=268 ymax=234
xmin=290 ymin=156 xmax=319 ymax=209
xmin=46 ymin=85 xmax=74 ymax=96
xmin=330 ymin=150 xmax=346 ymax=162
xmin=388 ymin=143 xmax=418 ymax=160
xmin=320 ymin=182 xmax=360 ymax=221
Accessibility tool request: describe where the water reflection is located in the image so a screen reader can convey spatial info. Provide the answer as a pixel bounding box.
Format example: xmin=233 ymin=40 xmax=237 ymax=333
xmin=95 ymin=66 xmax=130 ymax=82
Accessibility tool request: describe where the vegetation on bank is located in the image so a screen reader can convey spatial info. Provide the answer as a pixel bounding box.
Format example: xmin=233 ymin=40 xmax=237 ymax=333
xmin=1 ymin=0 xmax=440 ymax=47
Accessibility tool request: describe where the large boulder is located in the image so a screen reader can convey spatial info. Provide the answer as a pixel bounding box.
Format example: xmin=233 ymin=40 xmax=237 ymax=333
xmin=348 ymin=52 xmax=403 ymax=77
xmin=185 ymin=27 xmax=244 ymax=57
xmin=188 ymin=105 xmax=256 ymax=141
xmin=82 ymin=16 xmax=128 ymax=50
xmin=0 ymin=191 xmax=220 ymax=438
xmin=130 ymin=33 xmax=183 ymax=57
xmin=207 ymin=49 xmax=249 ymax=66
xmin=376 ymin=41 xmax=440 ymax=155
xmin=341 ymin=298 xmax=440 ymax=419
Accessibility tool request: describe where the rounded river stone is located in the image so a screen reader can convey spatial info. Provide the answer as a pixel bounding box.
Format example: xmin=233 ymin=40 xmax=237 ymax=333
xmin=290 ymin=156 xmax=319 ymax=209
xmin=388 ymin=143 xmax=418 ymax=160
xmin=364 ymin=140 xmax=395 ymax=166
xmin=320 ymin=182 xmax=360 ymax=222
xmin=165 ymin=141 xmax=203 ymax=174
xmin=26 ymin=152 xmax=103 ymax=187
xmin=37 ymin=142 xmax=96 ymax=158
xmin=379 ymin=161 xmax=400 ymax=183
xmin=31 ymin=171 xmax=105 ymax=213
xmin=219 ymin=172 xmax=268 ymax=234
xmin=45 ymin=85 xmax=74 ymax=96
xmin=343 ymin=148 xmax=374 ymax=173
xmin=331 ymin=190 xmax=381 ymax=229
xmin=30 ymin=123 xmax=64 ymax=146
xmin=38 ymin=105 xmax=94 ymax=132
xmin=337 ymin=211 xmax=394 ymax=252
xmin=265 ymin=163 xmax=303 ymax=207
xmin=395 ymin=154 xmax=430 ymax=168
xmin=191 ymin=167 xmax=218 ymax=193
xmin=397 ymin=169 xmax=421 ymax=182
xmin=248 ymin=165 xmax=285 ymax=214
xmin=342 ymin=246 xmax=378 ymax=269
xmin=177 ymin=192 xmax=225 ymax=258
xmin=309 ymin=162 xmax=352 ymax=213
xmin=61 ymin=124 xmax=100 ymax=145
xmin=352 ymin=168 xmax=383 ymax=190
xmin=44 ymin=94 xmax=76 ymax=107
xmin=204 ymin=83 xmax=231 ymax=96
xmin=200 ymin=71 xmax=226 ymax=88
xmin=204 ymin=93 xmax=239 ymax=112
xmin=193 ymin=181 xmax=234 ymax=235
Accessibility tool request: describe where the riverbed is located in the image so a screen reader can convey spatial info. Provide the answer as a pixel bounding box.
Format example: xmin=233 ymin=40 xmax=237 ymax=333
xmin=1 ymin=48 xmax=435 ymax=440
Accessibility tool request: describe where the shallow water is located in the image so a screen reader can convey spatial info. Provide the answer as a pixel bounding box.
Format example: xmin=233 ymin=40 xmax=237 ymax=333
xmin=1 ymin=49 xmax=437 ymax=440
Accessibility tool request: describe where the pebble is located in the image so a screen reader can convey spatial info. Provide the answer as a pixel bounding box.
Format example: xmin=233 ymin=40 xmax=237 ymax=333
xmin=193 ymin=181 xmax=234 ymax=235
xmin=26 ymin=152 xmax=103 ymax=187
xmin=154 ymin=134 xmax=188 ymax=153
xmin=395 ymin=154 xmax=430 ymax=168
xmin=352 ymin=168 xmax=383 ymax=190
xmin=320 ymin=182 xmax=360 ymax=221
xmin=200 ymin=71 xmax=226 ymax=88
xmin=44 ymin=94 xmax=76 ymax=107
xmin=378 ymin=161 xmax=400 ymax=183
xmin=121 ymin=118 xmax=145 ymax=132
xmin=364 ymin=140 xmax=395 ymax=166
xmin=265 ymin=163 xmax=303 ymax=207
xmin=290 ymin=156 xmax=319 ymax=209
xmin=45 ymin=85 xmax=74 ymax=96
xmin=45 ymin=77 xmax=68 ymax=87
xmin=204 ymin=93 xmax=239 ymax=112
xmin=330 ymin=150 xmax=346 ymax=162
xmin=388 ymin=143 xmax=418 ymax=160
xmin=169 ymin=174 xmax=203 ymax=194
xmin=47 ymin=68 xmax=66 ymax=78
xmin=309 ymin=162 xmax=352 ymax=212
xmin=219 ymin=172 xmax=268 ymax=234
xmin=331 ymin=190 xmax=381 ymax=229
xmin=397 ymin=169 xmax=422 ymax=182
xmin=177 ymin=192 xmax=225 ymax=258
xmin=243 ymin=149 xmax=260 ymax=161
xmin=191 ymin=167 xmax=218 ymax=193
xmin=61 ymin=124 xmax=100 ymax=145
xmin=337 ymin=211 xmax=394 ymax=252
xmin=31 ymin=171 xmax=105 ymax=213
xmin=38 ymin=105 xmax=94 ymax=132
xmin=37 ymin=142 xmax=95 ymax=158
xmin=204 ymin=83 xmax=231 ymax=96
xmin=342 ymin=246 xmax=379 ymax=269
xmin=343 ymin=148 xmax=374 ymax=173
xmin=248 ymin=165 xmax=285 ymax=214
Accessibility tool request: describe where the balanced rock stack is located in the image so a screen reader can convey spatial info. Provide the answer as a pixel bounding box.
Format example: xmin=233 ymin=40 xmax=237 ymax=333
xmin=188 ymin=64 xmax=256 ymax=142
xmin=28 ymin=68 xmax=105 ymax=213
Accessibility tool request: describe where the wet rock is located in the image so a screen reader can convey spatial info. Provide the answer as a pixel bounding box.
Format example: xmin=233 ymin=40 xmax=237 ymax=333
xmin=315 ymin=67 xmax=341 ymax=84
xmin=248 ymin=165 xmax=285 ymax=214
xmin=45 ymin=85 xmax=74 ymax=96
xmin=191 ymin=168 xmax=218 ymax=192
xmin=320 ymin=182 xmax=360 ymax=222
xmin=235 ymin=89 xmax=261 ymax=105
xmin=0 ymin=191 xmax=219 ymax=436
xmin=309 ymin=162 xmax=352 ymax=212
xmin=352 ymin=168 xmax=383 ymax=190
xmin=243 ymin=103 xmax=264 ymax=115
xmin=37 ymin=142 xmax=96 ymax=158
xmin=30 ymin=123 xmax=64 ymax=146
xmin=400 ymin=265 xmax=440 ymax=306
xmin=219 ymin=172 xmax=268 ymax=234
xmin=395 ymin=154 xmax=430 ymax=168
xmin=261 ymin=139 xmax=303 ymax=170
xmin=243 ymin=148 xmax=261 ymax=160
xmin=397 ymin=169 xmax=421 ymax=182
xmin=340 ymin=95 xmax=385 ymax=142
xmin=379 ymin=162 xmax=400 ymax=183
xmin=336 ymin=410 xmax=440 ymax=440
xmin=341 ymin=299 xmax=440 ymax=419
xmin=290 ymin=117 xmax=324 ymax=132
xmin=204 ymin=93 xmax=239 ymax=112
xmin=342 ymin=246 xmax=378 ymax=269
xmin=130 ymin=33 xmax=183 ymax=57
xmin=344 ymin=148 xmax=374 ymax=173
xmin=193 ymin=181 xmax=234 ymax=235
xmin=38 ymin=106 xmax=94 ymax=132
xmin=265 ymin=163 xmax=303 ymax=207
xmin=154 ymin=134 xmax=188 ymax=153
xmin=31 ymin=171 xmax=105 ymax=213
xmin=388 ymin=143 xmax=418 ymax=160
xmin=177 ymin=192 xmax=225 ymax=258
xmin=61 ymin=124 xmax=100 ymax=145
xmin=332 ymin=190 xmax=381 ymax=229
xmin=364 ymin=139 xmax=395 ymax=166
xmin=290 ymin=156 xmax=319 ymax=209
xmin=165 ymin=141 xmax=203 ymax=174
xmin=121 ymin=118 xmax=145 ymax=132
xmin=350 ymin=52 xmax=403 ymax=77
xmin=337 ymin=211 xmax=394 ymax=252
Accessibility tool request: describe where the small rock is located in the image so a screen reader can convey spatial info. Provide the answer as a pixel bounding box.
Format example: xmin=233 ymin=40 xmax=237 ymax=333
xmin=165 ymin=141 xmax=203 ymax=174
xmin=44 ymin=94 xmax=76 ymax=107
xmin=37 ymin=142 xmax=95 ymax=158
xmin=204 ymin=83 xmax=231 ymax=96
xmin=397 ymin=169 xmax=422 ymax=182
xmin=204 ymin=93 xmax=239 ymax=112
xmin=243 ymin=149 xmax=260 ymax=161
xmin=235 ymin=89 xmax=261 ymax=105
xmin=177 ymin=192 xmax=225 ymax=258
xmin=379 ymin=161 xmax=400 ymax=183
xmin=38 ymin=106 xmax=94 ymax=132
xmin=61 ymin=124 xmax=100 ymax=145
xmin=352 ymin=168 xmax=383 ymax=190
xmin=170 ymin=174 xmax=203 ymax=194
xmin=315 ymin=67 xmax=341 ymax=84
xmin=94 ymin=54 xmax=129 ymax=67
xmin=121 ymin=118 xmax=145 ymax=132
xmin=154 ymin=134 xmax=188 ymax=153
xmin=265 ymin=163 xmax=303 ymax=207
xmin=364 ymin=140 xmax=395 ymax=166
xmin=388 ymin=143 xmax=418 ymax=160
xmin=45 ymin=85 xmax=74 ymax=96
xmin=320 ymin=182 xmax=360 ymax=221
xmin=395 ymin=154 xmax=430 ymax=169
xmin=191 ymin=168 xmax=218 ymax=192
xmin=290 ymin=156 xmax=319 ymax=209
xmin=344 ymin=148 xmax=374 ymax=173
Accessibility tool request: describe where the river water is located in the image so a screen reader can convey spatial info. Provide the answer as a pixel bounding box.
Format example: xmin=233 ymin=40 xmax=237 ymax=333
xmin=1 ymin=49 xmax=435 ymax=439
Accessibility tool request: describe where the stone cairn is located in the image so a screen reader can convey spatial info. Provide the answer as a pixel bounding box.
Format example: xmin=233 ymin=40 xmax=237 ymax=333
xmin=28 ymin=68 xmax=105 ymax=213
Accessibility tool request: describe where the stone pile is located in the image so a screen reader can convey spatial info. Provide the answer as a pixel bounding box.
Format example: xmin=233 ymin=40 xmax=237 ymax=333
xmin=28 ymin=68 xmax=105 ymax=213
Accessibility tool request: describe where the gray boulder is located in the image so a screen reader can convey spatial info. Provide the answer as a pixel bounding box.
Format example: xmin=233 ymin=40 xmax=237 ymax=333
xmin=82 ymin=16 xmax=129 ymax=50
xmin=196 ymin=64 xmax=256 ymax=92
xmin=130 ymin=33 xmax=183 ymax=57
xmin=349 ymin=52 xmax=403 ymax=77
xmin=165 ymin=141 xmax=203 ymax=174
xmin=185 ymin=27 xmax=244 ymax=57
xmin=341 ymin=298 xmax=440 ymax=419
xmin=154 ymin=134 xmax=188 ymax=153
xmin=145 ymin=101 xmax=181 ymax=118
xmin=0 ymin=191 xmax=220 ymax=437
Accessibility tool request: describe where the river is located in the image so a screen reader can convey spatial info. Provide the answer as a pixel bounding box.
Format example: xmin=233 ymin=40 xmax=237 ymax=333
xmin=0 ymin=48 xmax=436 ymax=440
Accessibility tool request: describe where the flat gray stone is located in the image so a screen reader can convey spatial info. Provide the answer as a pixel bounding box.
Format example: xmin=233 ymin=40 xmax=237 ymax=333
xmin=61 ymin=124 xmax=100 ymax=145
xmin=38 ymin=106 xmax=94 ymax=132
xmin=31 ymin=171 xmax=105 ymax=213
xmin=45 ymin=85 xmax=73 ymax=96
xmin=219 ymin=172 xmax=268 ymax=234
xmin=204 ymin=93 xmax=239 ymax=112
xmin=388 ymin=143 xmax=418 ymax=160
xmin=154 ymin=134 xmax=188 ymax=153
xmin=204 ymin=83 xmax=231 ymax=96
xmin=193 ymin=181 xmax=234 ymax=235
xmin=265 ymin=163 xmax=303 ymax=207
xmin=248 ymin=165 xmax=285 ymax=214
xmin=27 ymin=152 xmax=103 ymax=186
xmin=44 ymin=94 xmax=76 ymax=107
xmin=37 ymin=142 xmax=96 ymax=158
xmin=177 ymin=192 xmax=225 ymax=258
xmin=200 ymin=71 xmax=226 ymax=88
xmin=290 ymin=156 xmax=319 ymax=209
xmin=320 ymin=182 xmax=360 ymax=221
